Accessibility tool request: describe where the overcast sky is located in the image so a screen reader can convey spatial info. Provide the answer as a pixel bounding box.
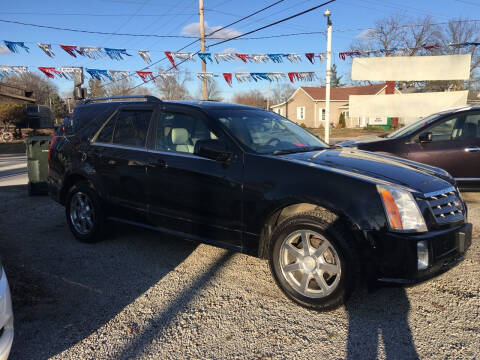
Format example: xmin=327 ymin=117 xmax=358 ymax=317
xmin=0 ymin=0 xmax=478 ymax=100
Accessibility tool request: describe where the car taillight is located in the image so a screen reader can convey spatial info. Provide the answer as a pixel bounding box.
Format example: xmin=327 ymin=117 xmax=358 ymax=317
xmin=48 ymin=136 xmax=59 ymax=166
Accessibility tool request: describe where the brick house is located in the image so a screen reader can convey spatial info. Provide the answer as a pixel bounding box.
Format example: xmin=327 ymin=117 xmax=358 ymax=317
xmin=270 ymin=83 xmax=400 ymax=128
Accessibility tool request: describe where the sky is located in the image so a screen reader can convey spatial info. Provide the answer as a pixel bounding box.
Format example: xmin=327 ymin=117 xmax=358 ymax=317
xmin=0 ymin=0 xmax=478 ymax=101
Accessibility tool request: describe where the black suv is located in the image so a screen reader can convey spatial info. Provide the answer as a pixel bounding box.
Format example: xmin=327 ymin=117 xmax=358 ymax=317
xmin=48 ymin=95 xmax=472 ymax=310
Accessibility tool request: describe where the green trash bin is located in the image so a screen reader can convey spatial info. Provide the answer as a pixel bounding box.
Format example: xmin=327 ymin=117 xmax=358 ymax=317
xmin=25 ymin=135 xmax=52 ymax=196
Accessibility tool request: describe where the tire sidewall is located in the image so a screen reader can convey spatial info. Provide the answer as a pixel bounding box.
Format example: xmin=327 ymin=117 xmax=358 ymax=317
xmin=65 ymin=181 xmax=105 ymax=243
xmin=269 ymin=216 xmax=354 ymax=311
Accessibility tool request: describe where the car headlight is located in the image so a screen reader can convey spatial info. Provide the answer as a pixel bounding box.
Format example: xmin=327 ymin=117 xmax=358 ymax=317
xmin=377 ymin=185 xmax=427 ymax=232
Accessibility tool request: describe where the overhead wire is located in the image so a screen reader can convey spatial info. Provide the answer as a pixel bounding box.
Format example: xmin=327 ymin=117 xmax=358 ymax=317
xmin=127 ymin=0 xmax=336 ymax=91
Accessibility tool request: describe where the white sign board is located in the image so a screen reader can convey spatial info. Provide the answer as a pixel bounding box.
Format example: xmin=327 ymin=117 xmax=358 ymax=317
xmin=351 ymin=54 xmax=471 ymax=81
xmin=349 ymin=91 xmax=468 ymax=118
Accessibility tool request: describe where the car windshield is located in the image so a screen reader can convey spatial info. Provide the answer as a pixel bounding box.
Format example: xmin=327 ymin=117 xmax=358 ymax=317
xmin=386 ymin=113 xmax=443 ymax=139
xmin=210 ymin=109 xmax=328 ymax=154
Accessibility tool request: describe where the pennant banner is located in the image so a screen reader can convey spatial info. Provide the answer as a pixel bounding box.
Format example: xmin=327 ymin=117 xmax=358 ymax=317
xmin=136 ymin=71 xmax=155 ymax=82
xmin=104 ymin=48 xmax=132 ymax=60
xmin=214 ymin=53 xmax=236 ymax=63
xmin=109 ymin=70 xmax=130 ymax=82
xmin=138 ymin=50 xmax=151 ymax=64
xmin=37 ymin=43 xmax=55 ymax=57
xmin=0 ymin=65 xmax=29 ymax=77
xmin=4 ymin=41 xmax=29 ymax=53
xmin=78 ymin=46 xmax=104 ymax=59
xmin=196 ymin=72 xmax=217 ymax=81
xmin=223 ymin=73 xmax=233 ymax=87
xmin=86 ymin=68 xmax=113 ymax=81
xmin=157 ymin=72 xmax=175 ymax=80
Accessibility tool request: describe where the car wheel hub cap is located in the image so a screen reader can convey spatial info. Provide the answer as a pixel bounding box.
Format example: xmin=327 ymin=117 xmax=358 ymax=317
xmin=70 ymin=192 xmax=95 ymax=235
xmin=279 ymin=230 xmax=341 ymax=299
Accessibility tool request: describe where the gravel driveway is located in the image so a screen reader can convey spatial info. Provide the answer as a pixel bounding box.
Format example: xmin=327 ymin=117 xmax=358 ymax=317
xmin=0 ymin=185 xmax=478 ymax=359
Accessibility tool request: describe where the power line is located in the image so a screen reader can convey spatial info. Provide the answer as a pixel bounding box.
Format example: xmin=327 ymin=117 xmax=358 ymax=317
xmin=128 ymin=0 xmax=335 ymax=91
xmin=0 ymin=11 xmax=196 ymax=16
xmin=207 ymin=0 xmax=335 ymax=48
xmin=97 ymin=0 xmax=285 ymax=89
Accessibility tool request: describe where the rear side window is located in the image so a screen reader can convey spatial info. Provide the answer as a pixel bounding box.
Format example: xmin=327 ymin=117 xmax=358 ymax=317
xmin=96 ymin=118 xmax=115 ymax=143
xmin=112 ymin=110 xmax=152 ymax=148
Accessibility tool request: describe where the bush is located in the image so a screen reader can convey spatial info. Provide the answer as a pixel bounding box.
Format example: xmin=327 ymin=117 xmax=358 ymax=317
xmin=0 ymin=103 xmax=27 ymax=128
xmin=338 ymin=112 xmax=346 ymax=128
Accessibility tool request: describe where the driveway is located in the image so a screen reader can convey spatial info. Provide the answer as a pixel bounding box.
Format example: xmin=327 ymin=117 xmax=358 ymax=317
xmin=0 ymin=165 xmax=478 ymax=359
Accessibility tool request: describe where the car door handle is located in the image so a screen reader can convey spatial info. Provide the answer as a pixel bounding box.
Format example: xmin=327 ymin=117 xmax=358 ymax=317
xmin=465 ymin=147 xmax=480 ymax=152
xmin=147 ymin=159 xmax=167 ymax=168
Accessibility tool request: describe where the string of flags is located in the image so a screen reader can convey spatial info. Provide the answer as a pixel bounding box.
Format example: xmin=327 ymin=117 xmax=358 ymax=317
xmin=0 ymin=64 xmax=317 ymax=85
xmin=337 ymin=42 xmax=480 ymax=60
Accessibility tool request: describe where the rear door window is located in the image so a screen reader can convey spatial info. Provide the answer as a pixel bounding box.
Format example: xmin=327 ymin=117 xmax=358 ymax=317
xmin=112 ymin=110 xmax=152 ymax=148
xmin=453 ymin=114 xmax=480 ymax=140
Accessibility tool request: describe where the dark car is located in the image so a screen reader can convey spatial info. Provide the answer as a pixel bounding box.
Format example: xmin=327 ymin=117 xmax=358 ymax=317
xmin=48 ymin=96 xmax=472 ymax=311
xmin=339 ymin=106 xmax=480 ymax=190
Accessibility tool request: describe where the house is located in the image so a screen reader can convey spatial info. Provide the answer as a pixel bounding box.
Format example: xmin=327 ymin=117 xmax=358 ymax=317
xmin=0 ymin=83 xmax=36 ymax=105
xmin=270 ymin=83 xmax=400 ymax=128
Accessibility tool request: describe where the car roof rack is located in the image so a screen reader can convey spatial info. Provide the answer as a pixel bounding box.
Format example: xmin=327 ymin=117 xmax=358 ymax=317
xmin=81 ymin=95 xmax=162 ymax=104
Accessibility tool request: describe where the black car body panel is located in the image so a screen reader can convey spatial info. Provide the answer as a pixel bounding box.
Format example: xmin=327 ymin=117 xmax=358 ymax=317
xmin=48 ymin=99 xmax=472 ymax=282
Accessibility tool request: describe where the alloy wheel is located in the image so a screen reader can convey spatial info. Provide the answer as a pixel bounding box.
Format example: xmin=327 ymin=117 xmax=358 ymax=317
xmin=69 ymin=192 xmax=95 ymax=235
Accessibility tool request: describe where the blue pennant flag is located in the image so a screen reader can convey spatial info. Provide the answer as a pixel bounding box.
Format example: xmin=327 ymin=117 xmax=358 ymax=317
xmin=4 ymin=40 xmax=30 ymax=53
xmin=250 ymin=73 xmax=271 ymax=82
xmin=267 ymin=54 xmax=284 ymax=63
xmin=198 ymin=53 xmax=213 ymax=64
xmin=104 ymin=48 xmax=132 ymax=60
xmin=86 ymin=68 xmax=113 ymax=81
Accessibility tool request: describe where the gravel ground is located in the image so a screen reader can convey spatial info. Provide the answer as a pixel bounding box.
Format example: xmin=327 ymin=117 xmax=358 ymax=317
xmin=0 ymin=185 xmax=478 ymax=359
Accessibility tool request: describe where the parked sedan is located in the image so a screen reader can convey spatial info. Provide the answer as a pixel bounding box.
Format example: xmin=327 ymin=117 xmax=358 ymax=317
xmin=339 ymin=106 xmax=480 ymax=190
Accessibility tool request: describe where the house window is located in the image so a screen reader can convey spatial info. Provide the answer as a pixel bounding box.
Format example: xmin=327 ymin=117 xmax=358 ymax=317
xmin=296 ymin=107 xmax=305 ymax=120
xmin=321 ymin=109 xmax=326 ymax=121
xmin=276 ymin=108 xmax=283 ymax=116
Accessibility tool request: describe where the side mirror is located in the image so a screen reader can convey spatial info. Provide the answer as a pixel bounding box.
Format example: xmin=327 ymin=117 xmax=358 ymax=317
xmin=418 ymin=132 xmax=432 ymax=143
xmin=194 ymin=139 xmax=231 ymax=162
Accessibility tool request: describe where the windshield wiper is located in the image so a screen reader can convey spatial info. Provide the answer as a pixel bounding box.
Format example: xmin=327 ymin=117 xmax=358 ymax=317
xmin=272 ymin=146 xmax=325 ymax=155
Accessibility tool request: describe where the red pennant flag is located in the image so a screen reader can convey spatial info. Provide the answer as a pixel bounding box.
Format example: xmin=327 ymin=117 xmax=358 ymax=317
xmin=164 ymin=51 xmax=177 ymax=70
xmin=235 ymin=53 xmax=251 ymax=63
xmin=38 ymin=67 xmax=59 ymax=78
xmin=60 ymin=45 xmax=78 ymax=57
xmin=288 ymin=72 xmax=298 ymax=83
xmin=305 ymin=53 xmax=315 ymax=63
xmin=223 ymin=73 xmax=232 ymax=87
xmin=136 ymin=71 xmax=154 ymax=83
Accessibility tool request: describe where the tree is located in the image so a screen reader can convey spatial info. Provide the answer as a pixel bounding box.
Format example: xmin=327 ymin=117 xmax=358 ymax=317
xmin=87 ymin=78 xmax=107 ymax=98
xmin=331 ymin=64 xmax=344 ymax=87
xmin=338 ymin=112 xmax=346 ymax=128
xmin=50 ymin=93 xmax=68 ymax=119
xmin=1 ymin=72 xmax=57 ymax=105
xmin=155 ymin=68 xmax=192 ymax=100
xmin=105 ymin=76 xmax=138 ymax=97
xmin=195 ymin=77 xmax=223 ymax=100
xmin=271 ymin=83 xmax=295 ymax=105
xmin=232 ymin=90 xmax=266 ymax=108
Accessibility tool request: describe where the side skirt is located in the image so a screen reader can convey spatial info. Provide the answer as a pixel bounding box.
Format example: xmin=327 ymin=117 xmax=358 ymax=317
xmin=107 ymin=216 xmax=244 ymax=253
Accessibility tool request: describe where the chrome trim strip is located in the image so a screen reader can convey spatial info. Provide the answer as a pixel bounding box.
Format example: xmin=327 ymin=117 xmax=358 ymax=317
xmin=454 ymin=178 xmax=480 ymax=181
xmin=91 ymin=142 xmax=215 ymax=161
xmin=423 ymin=186 xmax=456 ymax=198
xmin=91 ymin=142 xmax=147 ymax=152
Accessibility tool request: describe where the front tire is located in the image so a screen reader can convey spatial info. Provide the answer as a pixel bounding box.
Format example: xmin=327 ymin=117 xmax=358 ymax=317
xmin=65 ymin=181 xmax=106 ymax=243
xmin=269 ymin=211 xmax=357 ymax=311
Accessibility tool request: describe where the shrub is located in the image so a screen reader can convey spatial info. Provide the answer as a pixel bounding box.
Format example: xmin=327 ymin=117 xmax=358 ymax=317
xmin=0 ymin=103 xmax=27 ymax=128
xmin=338 ymin=112 xmax=346 ymax=128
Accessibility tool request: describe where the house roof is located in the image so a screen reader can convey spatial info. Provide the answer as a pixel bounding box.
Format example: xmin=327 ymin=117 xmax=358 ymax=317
xmin=301 ymin=83 xmax=387 ymax=101
xmin=0 ymin=91 xmax=36 ymax=103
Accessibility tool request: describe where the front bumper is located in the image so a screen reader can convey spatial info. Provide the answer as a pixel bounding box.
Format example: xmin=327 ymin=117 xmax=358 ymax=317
xmin=0 ymin=273 xmax=14 ymax=360
xmin=369 ymin=222 xmax=472 ymax=282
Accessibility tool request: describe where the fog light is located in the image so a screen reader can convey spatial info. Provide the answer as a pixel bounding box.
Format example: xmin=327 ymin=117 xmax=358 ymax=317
xmin=417 ymin=241 xmax=429 ymax=271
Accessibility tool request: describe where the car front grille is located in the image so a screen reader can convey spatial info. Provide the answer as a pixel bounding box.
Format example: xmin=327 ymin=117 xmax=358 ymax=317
xmin=424 ymin=187 xmax=464 ymax=224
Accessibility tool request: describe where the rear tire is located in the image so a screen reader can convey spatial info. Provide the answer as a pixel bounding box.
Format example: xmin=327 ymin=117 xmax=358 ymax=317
xmin=269 ymin=211 xmax=357 ymax=311
xmin=65 ymin=181 xmax=106 ymax=243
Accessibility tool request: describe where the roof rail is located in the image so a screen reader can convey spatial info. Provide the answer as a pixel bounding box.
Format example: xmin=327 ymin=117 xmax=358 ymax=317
xmin=81 ymin=95 xmax=161 ymax=104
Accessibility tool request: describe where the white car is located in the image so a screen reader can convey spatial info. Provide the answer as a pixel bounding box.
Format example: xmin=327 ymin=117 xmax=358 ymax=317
xmin=0 ymin=264 xmax=13 ymax=360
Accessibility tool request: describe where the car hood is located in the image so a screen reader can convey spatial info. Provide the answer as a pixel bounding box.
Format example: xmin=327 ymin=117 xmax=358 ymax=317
xmin=338 ymin=135 xmax=388 ymax=147
xmin=279 ymin=148 xmax=454 ymax=194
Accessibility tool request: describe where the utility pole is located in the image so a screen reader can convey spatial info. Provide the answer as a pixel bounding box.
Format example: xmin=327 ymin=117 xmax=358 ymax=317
xmin=199 ymin=0 xmax=207 ymax=100
xmin=267 ymin=82 xmax=270 ymax=110
xmin=324 ymin=9 xmax=332 ymax=144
